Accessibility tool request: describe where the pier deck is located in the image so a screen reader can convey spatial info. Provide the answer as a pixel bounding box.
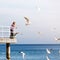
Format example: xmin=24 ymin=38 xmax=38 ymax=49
xmin=0 ymin=37 xmax=16 ymax=43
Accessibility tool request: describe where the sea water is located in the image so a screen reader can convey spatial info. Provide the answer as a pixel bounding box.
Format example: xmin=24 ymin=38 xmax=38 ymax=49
xmin=0 ymin=44 xmax=60 ymax=60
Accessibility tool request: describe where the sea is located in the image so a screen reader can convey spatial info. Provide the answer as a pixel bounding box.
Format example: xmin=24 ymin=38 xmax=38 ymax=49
xmin=0 ymin=44 xmax=60 ymax=60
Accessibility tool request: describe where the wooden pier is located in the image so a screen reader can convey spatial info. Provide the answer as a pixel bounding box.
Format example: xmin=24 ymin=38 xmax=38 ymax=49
xmin=0 ymin=26 xmax=17 ymax=60
xmin=0 ymin=37 xmax=16 ymax=43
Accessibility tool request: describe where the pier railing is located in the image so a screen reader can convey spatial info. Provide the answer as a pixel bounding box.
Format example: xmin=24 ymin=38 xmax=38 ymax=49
xmin=0 ymin=26 xmax=16 ymax=43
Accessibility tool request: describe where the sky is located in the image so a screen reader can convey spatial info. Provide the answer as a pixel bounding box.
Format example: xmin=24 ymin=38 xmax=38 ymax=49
xmin=0 ymin=0 xmax=60 ymax=44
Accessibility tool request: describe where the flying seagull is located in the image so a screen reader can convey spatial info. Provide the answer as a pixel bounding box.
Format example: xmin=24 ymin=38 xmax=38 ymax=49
xmin=46 ymin=48 xmax=51 ymax=54
xmin=21 ymin=51 xmax=25 ymax=59
xmin=38 ymin=32 xmax=41 ymax=34
xmin=55 ymin=37 xmax=60 ymax=40
xmin=46 ymin=56 xmax=50 ymax=60
xmin=24 ymin=16 xmax=31 ymax=26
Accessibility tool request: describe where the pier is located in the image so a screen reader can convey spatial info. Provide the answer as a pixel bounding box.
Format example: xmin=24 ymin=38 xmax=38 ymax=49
xmin=0 ymin=26 xmax=17 ymax=60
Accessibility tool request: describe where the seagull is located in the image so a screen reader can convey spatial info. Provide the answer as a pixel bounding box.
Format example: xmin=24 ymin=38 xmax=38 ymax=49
xmin=55 ymin=37 xmax=60 ymax=41
xmin=24 ymin=16 xmax=31 ymax=26
xmin=50 ymin=27 xmax=56 ymax=32
xmin=46 ymin=48 xmax=51 ymax=54
xmin=38 ymin=32 xmax=41 ymax=34
xmin=38 ymin=7 xmax=40 ymax=11
xmin=53 ymin=28 xmax=56 ymax=30
xmin=21 ymin=51 xmax=25 ymax=59
xmin=59 ymin=50 xmax=60 ymax=54
xmin=46 ymin=56 xmax=50 ymax=60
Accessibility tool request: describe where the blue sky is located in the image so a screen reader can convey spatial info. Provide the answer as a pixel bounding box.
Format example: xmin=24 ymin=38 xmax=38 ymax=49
xmin=0 ymin=0 xmax=60 ymax=44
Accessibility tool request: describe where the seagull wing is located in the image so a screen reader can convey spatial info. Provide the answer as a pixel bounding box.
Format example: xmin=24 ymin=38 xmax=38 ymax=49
xmin=24 ymin=17 xmax=29 ymax=22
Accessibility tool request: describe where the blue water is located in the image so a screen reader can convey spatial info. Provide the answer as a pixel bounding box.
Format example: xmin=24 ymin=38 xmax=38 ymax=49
xmin=0 ymin=44 xmax=60 ymax=60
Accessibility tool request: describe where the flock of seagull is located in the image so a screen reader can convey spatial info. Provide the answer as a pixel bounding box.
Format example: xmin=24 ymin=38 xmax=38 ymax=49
xmin=24 ymin=16 xmax=60 ymax=41
xmin=18 ymin=16 xmax=60 ymax=60
xmin=18 ymin=0 xmax=60 ymax=57
xmin=46 ymin=48 xmax=60 ymax=60
xmin=20 ymin=49 xmax=60 ymax=60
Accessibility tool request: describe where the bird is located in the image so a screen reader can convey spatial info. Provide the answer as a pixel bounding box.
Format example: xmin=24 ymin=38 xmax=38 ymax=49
xmin=37 ymin=7 xmax=40 ymax=11
xmin=20 ymin=51 xmax=25 ymax=59
xmin=24 ymin=16 xmax=31 ymax=26
xmin=50 ymin=27 xmax=56 ymax=32
xmin=55 ymin=37 xmax=60 ymax=41
xmin=46 ymin=56 xmax=50 ymax=60
xmin=53 ymin=28 xmax=56 ymax=30
xmin=46 ymin=48 xmax=51 ymax=54
xmin=38 ymin=32 xmax=41 ymax=34
xmin=59 ymin=50 xmax=60 ymax=54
